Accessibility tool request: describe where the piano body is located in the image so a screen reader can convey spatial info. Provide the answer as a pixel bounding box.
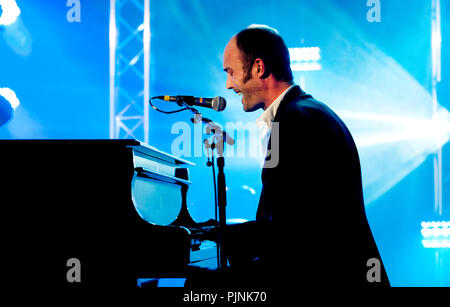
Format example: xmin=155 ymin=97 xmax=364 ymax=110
xmin=0 ymin=139 xmax=216 ymax=289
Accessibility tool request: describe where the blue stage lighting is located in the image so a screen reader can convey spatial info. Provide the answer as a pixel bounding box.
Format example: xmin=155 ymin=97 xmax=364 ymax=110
xmin=0 ymin=0 xmax=31 ymax=57
xmin=0 ymin=0 xmax=20 ymax=26
xmin=0 ymin=87 xmax=19 ymax=126
xmin=0 ymin=95 xmax=13 ymax=126
xmin=0 ymin=87 xmax=20 ymax=110
xmin=421 ymin=221 xmax=450 ymax=248
xmin=289 ymin=47 xmax=322 ymax=71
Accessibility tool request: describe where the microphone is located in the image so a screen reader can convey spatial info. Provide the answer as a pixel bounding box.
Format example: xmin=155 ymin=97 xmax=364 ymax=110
xmin=155 ymin=95 xmax=226 ymax=112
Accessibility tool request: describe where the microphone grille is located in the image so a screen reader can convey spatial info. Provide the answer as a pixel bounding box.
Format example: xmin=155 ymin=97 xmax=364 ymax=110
xmin=212 ymin=96 xmax=226 ymax=111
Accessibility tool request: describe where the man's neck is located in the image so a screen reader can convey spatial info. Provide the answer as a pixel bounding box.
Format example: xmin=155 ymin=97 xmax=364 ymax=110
xmin=262 ymin=82 xmax=294 ymax=110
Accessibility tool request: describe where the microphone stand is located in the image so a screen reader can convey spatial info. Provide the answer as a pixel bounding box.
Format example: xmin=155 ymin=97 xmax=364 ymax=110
xmin=181 ymin=99 xmax=232 ymax=271
xmin=203 ymin=121 xmax=228 ymax=271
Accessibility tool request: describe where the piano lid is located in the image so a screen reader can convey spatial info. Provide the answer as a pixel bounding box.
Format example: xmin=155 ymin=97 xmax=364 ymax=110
xmin=0 ymin=139 xmax=194 ymax=166
xmin=127 ymin=140 xmax=195 ymax=166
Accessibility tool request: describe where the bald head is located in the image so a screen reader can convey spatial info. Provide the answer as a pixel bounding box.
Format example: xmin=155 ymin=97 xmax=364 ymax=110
xmin=233 ymin=26 xmax=293 ymax=83
xmin=222 ymin=26 xmax=294 ymax=112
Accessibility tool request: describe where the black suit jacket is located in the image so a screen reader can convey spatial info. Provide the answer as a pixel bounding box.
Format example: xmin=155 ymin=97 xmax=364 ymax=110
xmin=225 ymin=85 xmax=390 ymax=288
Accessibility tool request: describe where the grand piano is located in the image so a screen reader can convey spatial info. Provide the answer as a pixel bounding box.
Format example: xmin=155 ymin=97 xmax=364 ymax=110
xmin=0 ymin=139 xmax=217 ymax=289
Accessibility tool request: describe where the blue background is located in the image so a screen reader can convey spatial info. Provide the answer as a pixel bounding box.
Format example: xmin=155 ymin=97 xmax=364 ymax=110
xmin=0 ymin=0 xmax=449 ymax=286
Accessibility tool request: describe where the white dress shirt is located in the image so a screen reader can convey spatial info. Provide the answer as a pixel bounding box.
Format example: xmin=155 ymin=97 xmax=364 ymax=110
xmin=256 ymin=84 xmax=295 ymax=159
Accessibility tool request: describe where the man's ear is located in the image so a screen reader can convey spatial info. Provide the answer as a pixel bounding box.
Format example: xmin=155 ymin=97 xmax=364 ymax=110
xmin=254 ymin=58 xmax=270 ymax=79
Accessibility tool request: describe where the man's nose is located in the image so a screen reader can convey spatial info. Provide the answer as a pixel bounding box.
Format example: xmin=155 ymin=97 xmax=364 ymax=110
xmin=226 ymin=76 xmax=234 ymax=90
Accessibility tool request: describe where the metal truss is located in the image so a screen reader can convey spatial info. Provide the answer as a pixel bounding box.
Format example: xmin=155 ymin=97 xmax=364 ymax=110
xmin=431 ymin=0 xmax=443 ymax=217
xmin=109 ymin=0 xmax=150 ymax=143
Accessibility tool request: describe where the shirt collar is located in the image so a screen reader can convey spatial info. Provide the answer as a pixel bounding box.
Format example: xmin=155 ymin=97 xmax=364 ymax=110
xmin=256 ymin=84 xmax=295 ymax=128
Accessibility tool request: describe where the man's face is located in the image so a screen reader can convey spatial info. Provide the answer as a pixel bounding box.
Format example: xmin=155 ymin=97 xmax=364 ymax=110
xmin=223 ymin=37 xmax=264 ymax=112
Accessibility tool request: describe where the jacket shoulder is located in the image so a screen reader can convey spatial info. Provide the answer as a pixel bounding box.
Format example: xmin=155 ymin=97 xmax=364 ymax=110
xmin=278 ymin=95 xmax=338 ymax=124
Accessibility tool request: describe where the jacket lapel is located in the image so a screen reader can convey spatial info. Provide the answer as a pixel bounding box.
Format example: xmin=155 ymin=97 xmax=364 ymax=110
xmin=265 ymin=85 xmax=306 ymax=159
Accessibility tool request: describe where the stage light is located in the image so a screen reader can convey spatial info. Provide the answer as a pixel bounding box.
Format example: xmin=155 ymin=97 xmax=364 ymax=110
xmin=0 ymin=95 xmax=13 ymax=126
xmin=421 ymin=221 xmax=450 ymax=237
xmin=289 ymin=47 xmax=321 ymax=71
xmin=0 ymin=87 xmax=20 ymax=110
xmin=290 ymin=62 xmax=322 ymax=72
xmin=422 ymin=241 xmax=450 ymax=248
xmin=0 ymin=0 xmax=20 ymax=26
xmin=289 ymin=47 xmax=321 ymax=62
xmin=0 ymin=87 xmax=19 ymax=127
xmin=0 ymin=0 xmax=31 ymax=57
xmin=340 ymin=108 xmax=450 ymax=148
xmin=341 ymin=106 xmax=450 ymax=205
xmin=421 ymin=221 xmax=450 ymax=248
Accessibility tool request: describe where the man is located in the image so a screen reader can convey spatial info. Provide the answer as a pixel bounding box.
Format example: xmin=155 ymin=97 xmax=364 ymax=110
xmin=220 ymin=25 xmax=390 ymax=288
